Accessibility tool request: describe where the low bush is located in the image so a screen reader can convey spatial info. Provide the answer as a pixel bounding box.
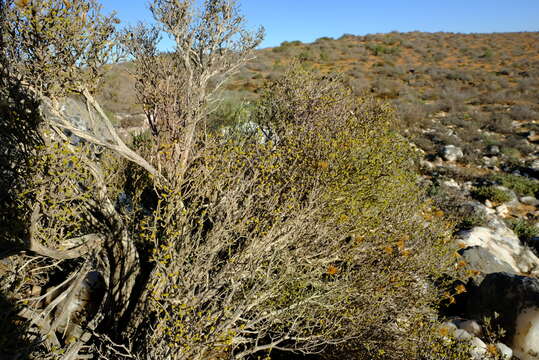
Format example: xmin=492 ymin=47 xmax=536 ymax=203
xmin=486 ymin=112 xmax=513 ymax=134
xmin=490 ymin=173 xmax=539 ymax=197
xmin=506 ymin=219 xmax=539 ymax=243
xmin=510 ymin=105 xmax=537 ymax=120
xmin=471 ymin=185 xmax=513 ymax=204
xmin=430 ymin=185 xmax=487 ymax=230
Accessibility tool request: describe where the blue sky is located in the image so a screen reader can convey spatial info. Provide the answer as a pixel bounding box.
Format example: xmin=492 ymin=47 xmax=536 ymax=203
xmin=102 ymin=1 xmax=539 ymax=49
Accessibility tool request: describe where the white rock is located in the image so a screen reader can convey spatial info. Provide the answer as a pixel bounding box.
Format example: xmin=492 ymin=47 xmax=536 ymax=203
xmin=454 ymin=328 xmax=473 ymax=341
xmin=485 ymin=199 xmax=493 ymax=208
xmin=443 ymin=179 xmax=460 ymax=189
xmin=530 ymin=159 xmax=539 ymax=172
xmin=420 ymin=159 xmax=435 ymax=170
xmin=469 ymin=337 xmax=487 ymax=360
xmin=520 ymin=196 xmax=539 ymax=207
xmin=496 ymin=204 xmax=510 ymax=217
xmin=496 ymin=342 xmax=513 ymax=360
xmin=463 ymin=181 xmax=474 ymax=192
xmin=457 ymin=320 xmax=483 ymax=337
xmin=457 ymin=222 xmax=539 ymax=275
xmin=442 ymin=145 xmax=464 ymax=162
xmin=441 ymin=321 xmax=458 ymax=334
xmin=512 ymin=307 xmax=539 ymax=360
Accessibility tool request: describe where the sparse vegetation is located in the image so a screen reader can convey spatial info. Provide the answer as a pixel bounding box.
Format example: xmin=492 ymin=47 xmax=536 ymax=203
xmin=491 ymin=173 xmax=539 ymax=197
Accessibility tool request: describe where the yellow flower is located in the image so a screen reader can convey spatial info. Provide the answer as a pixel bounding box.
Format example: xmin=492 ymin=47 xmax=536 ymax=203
xmin=326 ymin=265 xmax=339 ymax=275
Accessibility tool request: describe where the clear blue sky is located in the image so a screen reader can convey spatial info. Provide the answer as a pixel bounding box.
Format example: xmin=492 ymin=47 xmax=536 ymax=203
xmin=102 ymin=1 xmax=539 ymax=49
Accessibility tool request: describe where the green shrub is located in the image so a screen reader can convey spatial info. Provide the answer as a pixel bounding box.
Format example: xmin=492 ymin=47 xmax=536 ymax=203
xmin=506 ymin=219 xmax=539 ymax=242
xmin=471 ymin=185 xmax=513 ymax=204
xmin=490 ymin=173 xmax=539 ymax=197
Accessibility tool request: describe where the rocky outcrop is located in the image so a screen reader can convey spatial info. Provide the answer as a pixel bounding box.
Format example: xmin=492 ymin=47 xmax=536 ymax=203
xmin=465 ymin=273 xmax=539 ymax=359
xmin=457 ymin=218 xmax=539 ymax=276
xmin=459 ymin=246 xmax=515 ymax=281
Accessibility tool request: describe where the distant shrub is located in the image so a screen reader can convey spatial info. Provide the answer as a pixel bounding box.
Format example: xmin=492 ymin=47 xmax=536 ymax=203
xmin=486 ymin=112 xmax=513 ymax=134
xmin=510 ymin=105 xmax=537 ymax=120
xmin=479 ymin=48 xmax=494 ymax=59
xmin=337 ymin=33 xmax=356 ymax=40
xmin=366 ymin=43 xmax=400 ymax=56
xmin=280 ymin=40 xmax=303 ymax=47
xmin=207 ymin=98 xmax=254 ymax=132
xmin=298 ymin=50 xmax=314 ymax=62
xmin=471 ymin=185 xmax=513 ymax=204
xmin=502 ymin=135 xmax=534 ymax=156
xmin=371 ymin=78 xmax=401 ymax=99
xmin=516 ymin=78 xmax=539 ymax=94
xmin=319 ymin=50 xmax=330 ymax=62
xmin=396 ymin=101 xmax=429 ymax=129
xmin=315 ymin=36 xmax=333 ymax=43
xmin=500 ymin=146 xmax=521 ymax=161
xmin=490 ymin=173 xmax=539 ymax=197
xmin=479 ymin=90 xmax=517 ymax=105
xmin=438 ymin=86 xmax=472 ymax=113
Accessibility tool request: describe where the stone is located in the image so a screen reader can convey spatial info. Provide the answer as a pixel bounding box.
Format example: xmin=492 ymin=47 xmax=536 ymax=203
xmin=520 ymin=196 xmax=539 ymax=207
xmin=463 ymin=181 xmax=474 ymax=192
xmin=496 ymin=204 xmax=510 ymax=217
xmin=459 ymin=246 xmax=515 ymax=279
xmin=488 ymin=145 xmax=501 ymax=156
xmin=442 ymin=145 xmax=464 ymax=162
xmin=465 ymin=273 xmax=539 ymax=359
xmin=442 ymin=178 xmax=460 ymax=189
xmin=496 ymin=342 xmax=513 ymax=360
xmin=529 ymin=159 xmax=539 ymax=172
xmin=528 ymin=132 xmax=539 ymax=143
xmin=441 ymin=321 xmax=458 ymax=334
xmin=454 ymin=318 xmax=483 ymax=337
xmin=485 ymin=199 xmax=493 ymax=208
xmin=420 ymin=159 xmax=435 ymax=170
xmin=469 ymin=336 xmax=487 ymax=359
xmin=457 ymin=221 xmax=539 ymax=275
xmin=513 ymin=307 xmax=539 ymax=360
xmin=454 ymin=328 xmax=473 ymax=341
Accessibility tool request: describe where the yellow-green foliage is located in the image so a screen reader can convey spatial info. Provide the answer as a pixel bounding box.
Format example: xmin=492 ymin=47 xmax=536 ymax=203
xmin=17 ymin=140 xmax=103 ymax=248
xmin=134 ymin=67 xmax=459 ymax=359
xmin=4 ymin=0 xmax=118 ymax=97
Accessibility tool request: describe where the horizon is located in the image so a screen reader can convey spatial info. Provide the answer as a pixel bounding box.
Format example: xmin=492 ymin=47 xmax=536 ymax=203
xmin=102 ymin=0 xmax=539 ymax=50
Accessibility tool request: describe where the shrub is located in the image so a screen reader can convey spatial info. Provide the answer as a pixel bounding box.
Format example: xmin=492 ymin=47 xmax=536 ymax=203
xmin=134 ymin=67 xmax=460 ymax=359
xmin=490 ymin=173 xmax=539 ymax=197
xmin=366 ymin=43 xmax=400 ymax=56
xmin=506 ymin=219 xmax=539 ymax=243
xmin=487 ymin=112 xmax=513 ymax=134
xmin=510 ymin=105 xmax=537 ymax=120
xmin=430 ymin=185 xmax=487 ymax=230
xmin=471 ymin=185 xmax=513 ymax=204
xmin=2 ymin=4 xmax=467 ymax=359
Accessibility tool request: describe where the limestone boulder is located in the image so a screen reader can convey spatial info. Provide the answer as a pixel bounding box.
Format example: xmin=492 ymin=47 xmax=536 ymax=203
xmin=465 ymin=272 xmax=539 ymax=360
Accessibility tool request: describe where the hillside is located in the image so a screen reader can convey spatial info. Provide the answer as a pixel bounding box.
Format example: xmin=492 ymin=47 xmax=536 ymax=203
xmin=102 ymin=32 xmax=539 ymax=164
